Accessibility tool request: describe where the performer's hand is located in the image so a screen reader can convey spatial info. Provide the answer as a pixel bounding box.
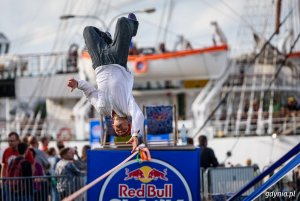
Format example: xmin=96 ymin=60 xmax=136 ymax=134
xmin=68 ymin=78 xmax=78 ymax=92
xmin=126 ymin=136 xmax=138 ymax=153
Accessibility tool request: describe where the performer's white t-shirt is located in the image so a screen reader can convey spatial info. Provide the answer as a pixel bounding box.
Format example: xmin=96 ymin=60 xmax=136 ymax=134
xmin=78 ymin=64 xmax=144 ymax=136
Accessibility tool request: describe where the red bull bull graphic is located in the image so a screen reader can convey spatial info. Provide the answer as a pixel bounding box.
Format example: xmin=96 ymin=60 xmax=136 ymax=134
xmin=124 ymin=167 xmax=168 ymax=182
xmin=99 ymin=159 xmax=192 ymax=201
xmin=148 ymin=168 xmax=168 ymax=181
xmin=124 ymin=168 xmax=145 ymax=180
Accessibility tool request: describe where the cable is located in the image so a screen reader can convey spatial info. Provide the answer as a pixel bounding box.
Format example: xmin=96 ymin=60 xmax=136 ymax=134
xmin=162 ymin=0 xmax=175 ymax=44
xmin=65 ymin=0 xmax=99 ymax=48
xmin=267 ymin=33 xmax=300 ymax=90
xmin=155 ymin=0 xmax=168 ymax=45
xmin=51 ymin=0 xmax=72 ymax=52
xmin=202 ymin=0 xmax=246 ymax=28
xmin=12 ymin=1 xmax=47 ymax=50
xmin=218 ymin=0 xmax=255 ymax=30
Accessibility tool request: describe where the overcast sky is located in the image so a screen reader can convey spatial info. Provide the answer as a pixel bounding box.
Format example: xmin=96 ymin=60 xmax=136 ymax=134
xmin=1 ymin=0 xmax=245 ymax=54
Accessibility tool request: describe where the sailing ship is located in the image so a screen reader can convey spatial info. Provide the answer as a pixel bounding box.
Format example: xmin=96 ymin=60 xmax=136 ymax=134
xmin=0 ymin=0 xmax=299 ymax=170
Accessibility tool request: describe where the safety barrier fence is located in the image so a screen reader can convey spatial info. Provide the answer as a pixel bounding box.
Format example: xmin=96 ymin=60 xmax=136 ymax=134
xmin=200 ymin=167 xmax=204 ymax=198
xmin=1 ymin=163 xmax=298 ymax=201
xmin=0 ymin=168 xmax=262 ymax=201
xmin=0 ymin=175 xmax=86 ymax=201
xmin=202 ymin=166 xmax=260 ymax=201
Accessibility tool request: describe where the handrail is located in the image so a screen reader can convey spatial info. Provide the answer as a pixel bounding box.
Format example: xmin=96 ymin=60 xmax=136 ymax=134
xmin=244 ymin=153 xmax=300 ymax=201
xmin=191 ymin=60 xmax=233 ymax=138
xmin=0 ymin=175 xmax=86 ymax=180
xmin=0 ymin=52 xmax=71 ymax=78
xmin=227 ymin=143 xmax=300 ymax=201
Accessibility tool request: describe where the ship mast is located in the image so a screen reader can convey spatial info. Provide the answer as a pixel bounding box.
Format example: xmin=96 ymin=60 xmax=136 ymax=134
xmin=275 ymin=0 xmax=282 ymax=34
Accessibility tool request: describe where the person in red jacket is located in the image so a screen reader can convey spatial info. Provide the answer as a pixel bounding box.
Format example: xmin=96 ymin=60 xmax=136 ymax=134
xmin=1 ymin=132 xmax=34 ymax=177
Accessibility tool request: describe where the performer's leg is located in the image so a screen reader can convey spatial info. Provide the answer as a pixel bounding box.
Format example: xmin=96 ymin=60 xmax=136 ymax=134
xmin=83 ymin=26 xmax=112 ymax=69
xmin=109 ymin=17 xmax=139 ymax=69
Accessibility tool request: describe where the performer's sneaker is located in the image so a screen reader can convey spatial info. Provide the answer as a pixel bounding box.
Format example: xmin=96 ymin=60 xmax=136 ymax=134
xmin=127 ymin=13 xmax=138 ymax=37
xmin=128 ymin=13 xmax=137 ymax=21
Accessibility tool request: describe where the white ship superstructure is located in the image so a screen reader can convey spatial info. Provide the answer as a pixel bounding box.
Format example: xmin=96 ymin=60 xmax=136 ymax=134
xmin=191 ymin=0 xmax=300 ymax=168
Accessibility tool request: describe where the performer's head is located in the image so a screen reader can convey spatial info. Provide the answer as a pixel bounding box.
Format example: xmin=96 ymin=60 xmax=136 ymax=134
xmin=112 ymin=116 xmax=131 ymax=137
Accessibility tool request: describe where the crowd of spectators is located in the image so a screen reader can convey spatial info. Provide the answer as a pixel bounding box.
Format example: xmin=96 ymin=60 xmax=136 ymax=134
xmin=0 ymin=132 xmax=90 ymax=200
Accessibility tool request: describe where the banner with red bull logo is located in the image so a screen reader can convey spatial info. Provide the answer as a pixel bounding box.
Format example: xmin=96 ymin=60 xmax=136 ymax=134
xmin=87 ymin=148 xmax=200 ymax=201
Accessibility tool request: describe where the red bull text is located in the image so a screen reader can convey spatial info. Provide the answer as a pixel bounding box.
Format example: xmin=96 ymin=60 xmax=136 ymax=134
xmin=120 ymin=167 xmax=172 ymax=199
xmin=119 ymin=184 xmax=173 ymax=198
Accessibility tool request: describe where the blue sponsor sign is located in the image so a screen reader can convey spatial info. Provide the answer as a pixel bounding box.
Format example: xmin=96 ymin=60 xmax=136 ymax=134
xmin=89 ymin=119 xmax=102 ymax=147
xmin=147 ymin=133 xmax=170 ymax=142
xmin=87 ymin=148 xmax=200 ymax=201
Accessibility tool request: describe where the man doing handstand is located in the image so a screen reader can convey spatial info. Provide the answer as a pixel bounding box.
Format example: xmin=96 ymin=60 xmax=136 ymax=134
xmin=67 ymin=13 xmax=143 ymax=152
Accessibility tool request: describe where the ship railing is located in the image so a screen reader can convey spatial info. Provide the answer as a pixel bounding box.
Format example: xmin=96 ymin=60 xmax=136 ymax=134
xmin=212 ymin=124 xmax=300 ymax=137
xmin=211 ymin=111 xmax=300 ymax=122
xmin=0 ymin=52 xmax=77 ymax=79
xmin=211 ymin=114 xmax=300 ymax=136
xmin=0 ymin=117 xmax=74 ymax=140
xmin=227 ymin=73 xmax=300 ymax=89
xmin=0 ymin=175 xmax=86 ymax=201
xmin=212 ymin=125 xmax=300 ymax=137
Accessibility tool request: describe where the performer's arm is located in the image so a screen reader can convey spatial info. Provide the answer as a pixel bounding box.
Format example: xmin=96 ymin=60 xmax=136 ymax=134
xmin=68 ymin=79 xmax=106 ymax=114
xmin=126 ymin=97 xmax=144 ymax=152
xmin=130 ymin=100 xmax=144 ymax=138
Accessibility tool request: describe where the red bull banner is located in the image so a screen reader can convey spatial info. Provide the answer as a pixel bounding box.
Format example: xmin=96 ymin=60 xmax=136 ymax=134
xmin=87 ymin=149 xmax=200 ymax=201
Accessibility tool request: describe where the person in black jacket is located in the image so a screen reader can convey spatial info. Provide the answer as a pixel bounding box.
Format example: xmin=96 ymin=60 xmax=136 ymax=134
xmin=199 ymin=135 xmax=219 ymax=169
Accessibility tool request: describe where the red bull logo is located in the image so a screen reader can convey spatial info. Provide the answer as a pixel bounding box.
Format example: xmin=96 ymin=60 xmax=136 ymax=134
xmin=124 ymin=166 xmax=168 ymax=182
xmin=98 ymin=159 xmax=193 ymax=201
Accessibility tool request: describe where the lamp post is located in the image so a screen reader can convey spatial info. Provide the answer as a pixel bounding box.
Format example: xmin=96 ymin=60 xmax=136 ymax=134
xmin=60 ymin=14 xmax=108 ymax=30
xmin=60 ymin=7 xmax=156 ymax=32
xmin=106 ymin=8 xmax=156 ymax=31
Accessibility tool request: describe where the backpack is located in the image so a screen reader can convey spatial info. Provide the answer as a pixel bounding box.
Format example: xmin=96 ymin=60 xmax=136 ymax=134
xmin=8 ymin=156 xmax=27 ymax=192
xmin=8 ymin=156 xmax=26 ymax=178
